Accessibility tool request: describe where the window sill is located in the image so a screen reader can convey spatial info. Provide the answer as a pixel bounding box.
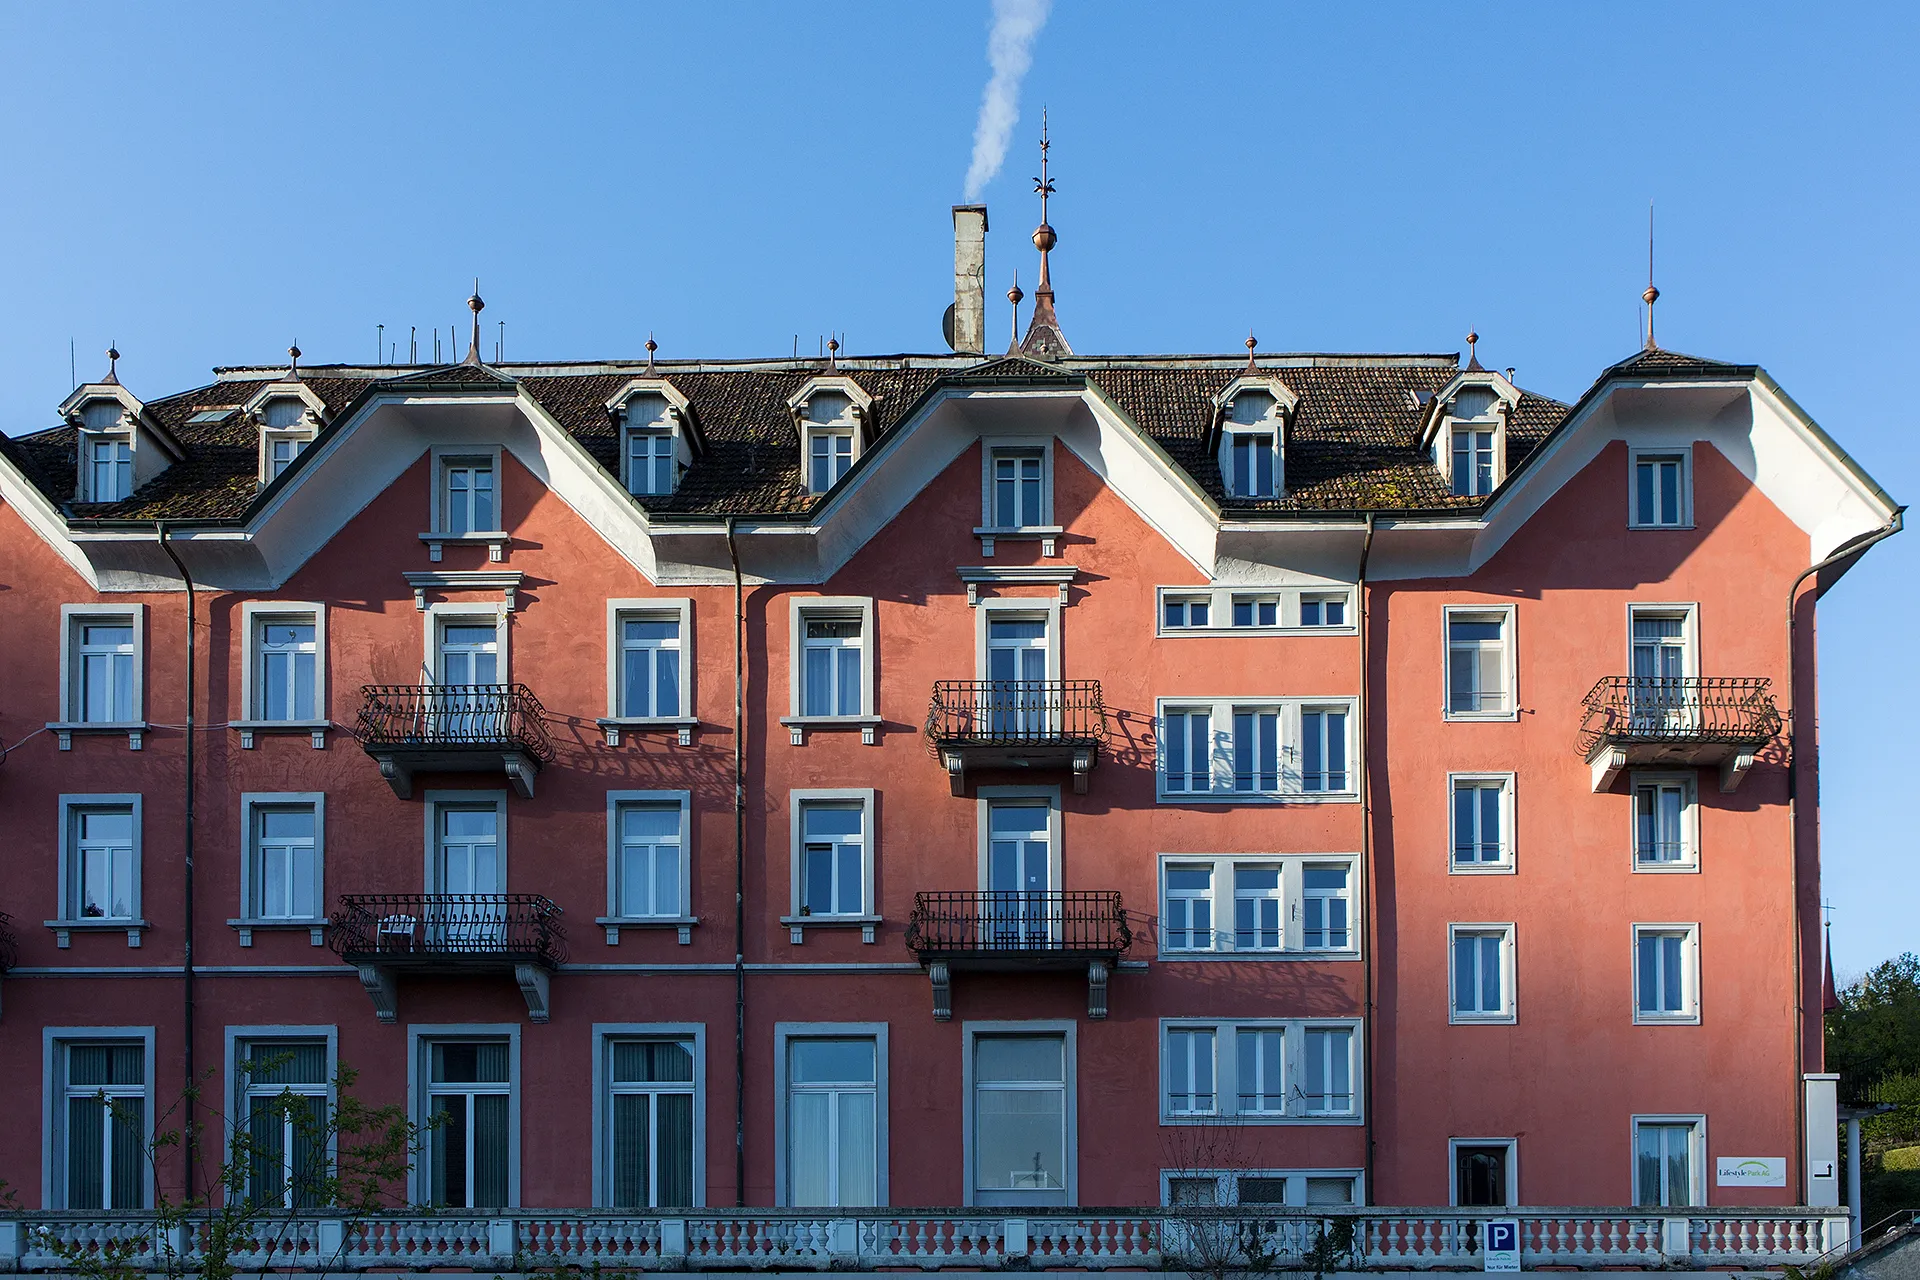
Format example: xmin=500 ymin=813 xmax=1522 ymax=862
xmin=419 ymin=531 xmax=511 ymax=563
xmin=1159 ymin=625 xmax=1359 ymax=639
xmin=47 ymin=919 xmax=150 ymax=948
xmin=1449 ymin=862 xmax=1518 ymax=876
xmin=1632 ymin=1012 xmax=1702 ymax=1026
xmin=229 ymin=918 xmax=328 ymax=947
xmin=45 ymin=721 xmax=148 ymax=751
xmin=1628 ymin=522 xmax=1696 ymax=532
xmin=779 ymin=715 xmax=882 ymax=746
xmin=596 ymin=915 xmax=698 ymax=945
xmin=1160 ymin=1112 xmax=1361 ymax=1127
xmin=1157 ymin=791 xmax=1360 ymax=806
xmin=780 ymin=914 xmax=881 ymax=944
xmin=1156 ymin=948 xmax=1361 ymax=962
xmin=1449 ymin=1013 xmax=1518 ymax=1026
xmin=975 ymin=525 xmax=1064 ymax=557
xmin=1442 ymin=710 xmax=1519 ymax=723
xmin=597 ymin=716 xmax=699 ymax=747
xmin=228 ymin=719 xmax=332 ymax=750
xmin=1632 ymin=860 xmax=1700 ymax=875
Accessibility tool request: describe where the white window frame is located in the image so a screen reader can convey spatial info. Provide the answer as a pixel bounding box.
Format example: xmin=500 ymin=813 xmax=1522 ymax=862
xmin=233 ymin=602 xmax=328 ymax=746
xmin=422 ymin=444 xmax=509 ymax=562
xmin=1448 ymin=923 xmax=1517 ymax=1025
xmin=422 ymin=602 xmax=509 ymax=685
xmin=1626 ymin=602 xmax=1700 ymax=677
xmin=55 ymin=604 xmax=147 ymax=744
xmin=973 ymin=596 xmax=1063 ymax=681
xmin=1157 ymin=1019 xmax=1363 ymax=1125
xmin=233 ymin=792 xmax=327 ymax=945
xmin=1448 ymin=1137 xmax=1519 ymax=1207
xmin=783 ymin=596 xmax=879 ymax=744
xmin=1154 ymin=854 xmax=1362 ymax=960
xmin=1447 ymin=773 xmax=1516 ymax=874
xmin=52 ymin=794 xmax=146 ymax=947
xmin=978 ymin=437 xmax=1059 ymax=536
xmin=43 ymin=1026 xmax=157 ymax=1209
xmin=1630 ymin=771 xmax=1699 ymax=873
xmin=1158 ymin=1168 xmax=1364 ymax=1207
xmin=1631 ymin=922 xmax=1701 ymax=1025
xmin=1630 ymin=1114 xmax=1706 ymax=1208
xmin=406 ymin=1024 xmax=521 ymax=1209
xmin=976 ymin=784 xmax=1064 ymax=892
xmin=601 ymin=790 xmax=694 ymax=943
xmin=1155 ymin=587 xmax=1356 ymax=637
xmin=1447 ymin=421 xmax=1502 ymax=498
xmin=224 ymin=1026 xmax=339 ymax=1209
xmin=785 ymin=788 xmax=879 ymax=942
xmin=423 ymin=790 xmax=508 ymax=893
xmin=773 ymin=1022 xmax=889 ymax=1208
xmin=1442 ymin=604 xmax=1517 ymax=722
xmin=1154 ymin=698 xmax=1359 ymax=803
xmin=590 ymin=1022 xmax=706 ymax=1208
xmin=1299 ymin=593 xmax=1351 ymax=628
xmin=962 ymin=1019 xmax=1077 ymax=1207
xmin=1628 ymin=446 xmax=1694 ymax=530
xmin=1223 ymin=426 xmax=1283 ymax=499
xmin=79 ymin=429 xmax=134 ymax=503
xmin=600 ymin=598 xmax=696 ymax=744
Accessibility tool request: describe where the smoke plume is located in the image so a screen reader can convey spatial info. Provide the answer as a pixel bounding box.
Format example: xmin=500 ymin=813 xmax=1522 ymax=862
xmin=962 ymin=0 xmax=1052 ymax=202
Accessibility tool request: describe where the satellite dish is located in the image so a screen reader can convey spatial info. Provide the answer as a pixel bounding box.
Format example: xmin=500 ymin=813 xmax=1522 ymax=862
xmin=942 ymin=303 xmax=957 ymax=352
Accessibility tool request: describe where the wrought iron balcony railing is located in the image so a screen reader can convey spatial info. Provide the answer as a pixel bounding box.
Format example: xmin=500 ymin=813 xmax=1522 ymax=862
xmin=906 ymin=891 xmax=1131 ymax=959
xmin=328 ymin=894 xmax=568 ymax=969
xmin=1577 ymin=676 xmax=1782 ymax=755
xmin=357 ymin=685 xmax=554 ymax=798
xmin=0 ymin=911 xmax=17 ymax=973
xmin=925 ymin=680 xmax=1108 ymax=748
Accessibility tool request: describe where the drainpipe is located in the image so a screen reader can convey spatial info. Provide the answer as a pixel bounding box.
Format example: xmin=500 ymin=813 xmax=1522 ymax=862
xmin=155 ymin=523 xmax=198 ymax=1200
xmin=726 ymin=518 xmax=747 ymax=1206
xmin=1784 ymin=508 xmax=1902 ymax=1203
xmin=1355 ymin=513 xmax=1378 ymax=1202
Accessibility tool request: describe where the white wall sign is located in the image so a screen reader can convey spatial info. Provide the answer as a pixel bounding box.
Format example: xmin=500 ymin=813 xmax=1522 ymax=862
xmin=1716 ymin=1156 xmax=1787 ymax=1187
xmin=1483 ymin=1219 xmax=1520 ymax=1272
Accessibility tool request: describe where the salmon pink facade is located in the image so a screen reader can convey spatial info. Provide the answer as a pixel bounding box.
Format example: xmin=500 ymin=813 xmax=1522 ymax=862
xmin=0 ymin=249 xmax=1898 ymax=1225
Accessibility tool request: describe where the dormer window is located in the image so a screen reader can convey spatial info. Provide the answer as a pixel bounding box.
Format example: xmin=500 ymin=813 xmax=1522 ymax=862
xmin=79 ymin=402 xmax=133 ymax=502
xmin=243 ymin=382 xmax=328 ymax=487
xmin=1212 ymin=377 xmax=1296 ymax=502
xmin=1425 ymin=377 xmax=1519 ymax=500
xmin=787 ymin=378 xmax=874 ymax=498
xmin=606 ymin=379 xmax=699 ymax=502
xmin=1451 ymin=426 xmax=1494 ymax=497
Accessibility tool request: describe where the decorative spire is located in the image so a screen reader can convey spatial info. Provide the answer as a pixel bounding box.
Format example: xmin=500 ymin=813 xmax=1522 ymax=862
xmin=1245 ymin=331 xmax=1258 ymax=374
xmin=1643 ymin=200 xmax=1660 ymax=350
xmin=1465 ymin=326 xmax=1483 ymax=372
xmin=463 ymin=280 xmax=484 ymax=366
xmin=103 ymin=343 xmax=121 ymax=385
xmin=1006 ymin=271 xmax=1025 ymax=353
xmin=827 ymin=335 xmax=840 ymax=372
xmin=287 ymin=342 xmax=302 ymax=381
xmin=1019 ymin=111 xmax=1072 ymax=359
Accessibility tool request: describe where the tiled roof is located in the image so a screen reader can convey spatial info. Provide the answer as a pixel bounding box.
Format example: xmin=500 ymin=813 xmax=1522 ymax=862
xmin=0 ymin=351 xmax=1602 ymax=522
xmin=1603 ymin=347 xmax=1754 ymax=378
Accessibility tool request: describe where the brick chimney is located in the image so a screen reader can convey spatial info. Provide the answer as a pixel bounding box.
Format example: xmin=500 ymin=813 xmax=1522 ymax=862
xmin=951 ymin=205 xmax=988 ymax=355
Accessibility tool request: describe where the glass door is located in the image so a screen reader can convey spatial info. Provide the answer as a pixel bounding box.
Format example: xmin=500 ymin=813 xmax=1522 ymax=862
xmin=986 ymin=617 xmax=1048 ymax=737
xmin=1630 ymin=615 xmax=1689 ymax=732
xmin=436 ymin=621 xmax=500 ymax=740
xmin=434 ymin=805 xmax=503 ymax=947
xmin=987 ymin=802 xmax=1052 ymax=948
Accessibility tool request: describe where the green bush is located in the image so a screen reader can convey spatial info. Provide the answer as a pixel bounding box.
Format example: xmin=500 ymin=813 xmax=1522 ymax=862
xmin=1886 ymin=1147 xmax=1920 ymax=1173
xmin=1865 ymin=1170 xmax=1920 ymax=1232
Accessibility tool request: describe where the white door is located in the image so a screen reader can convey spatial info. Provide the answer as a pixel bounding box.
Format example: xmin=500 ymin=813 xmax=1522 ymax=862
xmin=434 ymin=805 xmax=503 ymax=946
xmin=987 ymin=802 xmax=1052 ymax=947
xmin=986 ymin=617 xmax=1049 ymax=737
xmin=437 ymin=621 xmax=501 ymax=739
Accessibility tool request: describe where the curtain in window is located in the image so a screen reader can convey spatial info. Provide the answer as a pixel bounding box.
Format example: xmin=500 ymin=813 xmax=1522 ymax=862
xmin=473 ymin=1094 xmax=510 ymax=1207
xmin=655 ymin=1093 xmax=694 ymax=1207
xmin=110 ymin=1097 xmax=144 ymax=1208
xmin=611 ymin=1094 xmax=651 ymax=1208
xmin=789 ymin=1091 xmax=831 ymax=1205
xmin=67 ymin=1096 xmax=105 ymax=1209
xmin=836 ymin=1091 xmax=876 ymax=1206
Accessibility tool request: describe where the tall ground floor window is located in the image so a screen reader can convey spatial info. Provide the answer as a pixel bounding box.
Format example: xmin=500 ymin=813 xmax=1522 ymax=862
xmin=57 ymin=1039 xmax=149 ymax=1209
xmin=607 ymin=1038 xmax=695 ymax=1207
xmin=786 ymin=1037 xmax=879 ymax=1206
xmin=1634 ymin=1117 xmax=1702 ymax=1208
xmin=972 ymin=1030 xmax=1070 ymax=1207
xmin=425 ymin=1039 xmax=513 ymax=1208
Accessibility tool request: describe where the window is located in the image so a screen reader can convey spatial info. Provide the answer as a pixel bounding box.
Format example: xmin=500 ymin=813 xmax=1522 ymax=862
xmin=253 ymin=395 xmax=317 ymax=485
xmin=1235 ymin=1027 xmax=1285 ymax=1115
xmin=53 ymin=1037 xmax=150 ymax=1208
xmin=1450 ymin=427 xmax=1495 ymax=497
xmin=423 ymin=1038 xmax=514 ymax=1208
xmin=1450 ymin=925 xmax=1516 ymax=1023
xmin=1300 ymin=595 xmax=1347 ymax=627
xmin=1231 ymin=595 xmax=1280 ymax=628
xmin=86 ymin=436 xmax=133 ymax=502
xmin=786 ymin=790 xmax=876 ymax=937
xmin=1445 ymin=607 xmax=1514 ymax=718
xmin=971 ymin=1031 xmax=1070 ymax=1205
xmin=1157 ymin=699 xmax=1358 ymax=801
xmin=1631 ymin=450 xmax=1690 ymax=528
xmin=1450 ymin=775 xmax=1514 ymax=871
xmin=1633 ymin=924 xmax=1699 ymax=1023
xmin=255 ymin=616 xmax=317 ymax=721
xmin=236 ymin=1039 xmax=330 ymax=1208
xmin=244 ymin=796 xmax=323 ymax=922
xmin=1452 ymin=1140 xmax=1516 ymax=1208
xmin=426 ymin=795 xmax=508 ymax=948
xmin=266 ymin=436 xmax=303 ymax=481
xmin=1633 ymin=1118 xmax=1703 ymax=1207
xmin=1633 ymin=775 xmax=1696 ymax=869
xmin=1157 ymin=855 xmax=1361 ymax=958
xmin=803 ymin=617 xmax=861 ymax=717
xmin=618 ymin=615 xmax=681 ymax=717
xmin=61 ymin=799 xmax=139 ymax=924
xmin=989 ymin=447 xmax=1047 ymax=528
xmin=810 ymin=430 xmax=853 ymax=492
xmin=1163 ymin=595 xmax=1211 ymax=629
xmin=1165 ymin=1027 xmax=1217 ymax=1115
xmin=440 ymin=457 xmax=497 ymax=535
xmin=609 ymin=797 xmax=686 ymax=920
xmin=785 ymin=1037 xmax=880 ymax=1206
xmin=785 ymin=598 xmax=877 ymax=740
xmin=605 ymin=1038 xmax=695 ymax=1207
xmin=63 ymin=608 xmax=141 ymax=725
xmin=628 ymin=430 xmax=674 ymax=496
xmin=1160 ymin=1170 xmax=1361 ymax=1207
xmin=1302 ymin=1026 xmax=1356 ymax=1116
xmin=984 ymin=796 xmax=1056 ymax=944
xmin=1162 ymin=864 xmax=1214 ymax=951
xmin=1227 ymin=432 xmax=1278 ymax=498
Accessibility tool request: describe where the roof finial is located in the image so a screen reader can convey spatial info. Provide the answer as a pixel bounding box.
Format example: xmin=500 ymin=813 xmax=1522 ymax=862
xmin=1007 ymin=271 xmax=1024 ymax=353
xmin=1642 ymin=200 xmax=1660 ymax=350
xmin=1465 ymin=326 xmax=1483 ymax=372
xmin=1018 ymin=110 xmax=1072 ymax=359
xmin=645 ymin=333 xmax=657 ymax=373
xmin=463 ymin=279 xmax=484 ymax=365
xmin=287 ymin=342 xmax=302 ymax=381
xmin=827 ymin=335 xmax=840 ymax=371
xmin=1245 ymin=331 xmax=1258 ymax=374
xmin=104 ymin=342 xmax=120 ymax=385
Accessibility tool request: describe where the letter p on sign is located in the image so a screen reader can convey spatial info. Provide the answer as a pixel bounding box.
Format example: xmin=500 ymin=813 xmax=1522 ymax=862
xmin=1484 ymin=1219 xmax=1521 ymax=1272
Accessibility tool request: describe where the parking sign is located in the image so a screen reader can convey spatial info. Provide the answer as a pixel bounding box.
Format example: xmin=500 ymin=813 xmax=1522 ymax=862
xmin=1483 ymin=1219 xmax=1520 ymax=1272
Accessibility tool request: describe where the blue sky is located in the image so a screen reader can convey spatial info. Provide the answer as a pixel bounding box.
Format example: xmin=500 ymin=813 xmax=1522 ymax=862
xmin=1 ymin=4 xmax=1913 ymax=975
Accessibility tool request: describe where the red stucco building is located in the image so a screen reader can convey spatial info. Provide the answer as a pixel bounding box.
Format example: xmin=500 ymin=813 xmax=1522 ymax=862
xmin=0 ymin=201 xmax=1898 ymax=1227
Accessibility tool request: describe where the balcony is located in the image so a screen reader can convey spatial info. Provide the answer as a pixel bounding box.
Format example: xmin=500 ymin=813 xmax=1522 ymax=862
xmin=328 ymin=893 xmax=567 ymax=1023
xmin=905 ymin=890 xmax=1131 ymax=1021
xmin=1578 ymin=676 xmax=1783 ymax=793
xmin=358 ymin=684 xmax=554 ymax=799
xmin=925 ymin=680 xmax=1108 ymax=795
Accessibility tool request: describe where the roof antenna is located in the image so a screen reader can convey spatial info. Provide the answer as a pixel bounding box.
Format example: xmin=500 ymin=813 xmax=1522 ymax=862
xmin=497 ymin=320 xmax=505 ymax=364
xmin=1245 ymin=330 xmax=1258 ymax=374
xmin=1465 ymin=326 xmax=1482 ymax=371
xmin=104 ymin=342 xmax=121 ymax=385
xmin=69 ymin=338 xmax=76 ymax=391
xmin=1006 ymin=271 xmax=1024 ymax=353
xmin=287 ymin=342 xmax=302 ymax=381
xmin=377 ymin=324 xmax=385 ymax=367
xmin=645 ymin=333 xmax=657 ymax=373
xmin=1642 ymin=200 xmax=1660 ymax=350
xmin=463 ymin=280 xmax=485 ymax=365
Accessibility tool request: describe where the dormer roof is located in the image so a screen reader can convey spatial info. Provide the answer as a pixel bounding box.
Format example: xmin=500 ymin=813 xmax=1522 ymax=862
xmin=1206 ymin=373 xmax=1299 ymax=454
xmin=241 ymin=378 xmax=331 ymax=428
xmin=57 ymin=380 xmax=185 ymax=462
xmin=1418 ymin=367 xmax=1522 ymax=450
xmin=785 ymin=375 xmax=876 ymax=442
xmin=604 ymin=376 xmax=706 ymax=457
